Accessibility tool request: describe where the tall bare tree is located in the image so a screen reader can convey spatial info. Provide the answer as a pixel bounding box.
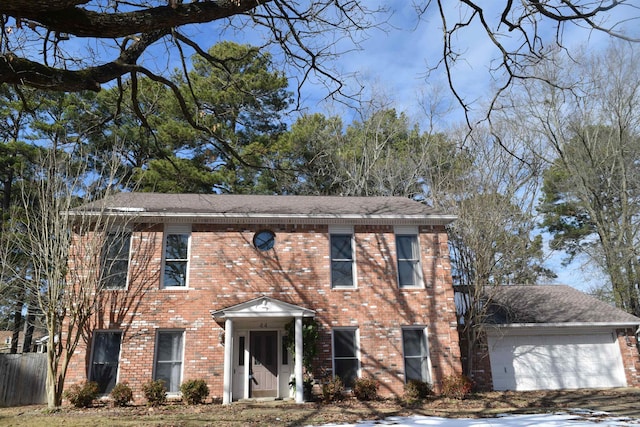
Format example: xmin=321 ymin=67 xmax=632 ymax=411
xmin=423 ymin=1 xmax=639 ymax=121
xmin=424 ymin=124 xmax=553 ymax=377
xmin=503 ymin=42 xmax=640 ymax=315
xmin=0 ymin=142 xmax=139 ymax=408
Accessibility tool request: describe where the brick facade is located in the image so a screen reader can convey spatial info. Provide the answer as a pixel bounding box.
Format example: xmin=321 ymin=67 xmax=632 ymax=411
xmin=617 ymin=328 xmax=640 ymax=388
xmin=65 ymin=222 xmax=462 ymax=402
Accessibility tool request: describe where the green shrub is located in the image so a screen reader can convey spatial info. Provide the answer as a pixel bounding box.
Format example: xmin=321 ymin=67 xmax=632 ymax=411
xmin=403 ymin=380 xmax=432 ymax=404
xmin=110 ymin=382 xmax=133 ymax=407
xmin=142 ymin=379 xmax=167 ymax=407
xmin=440 ymin=374 xmax=473 ymax=400
xmin=180 ymin=379 xmax=210 ymax=405
xmin=64 ymin=381 xmax=100 ymax=408
xmin=322 ymin=377 xmax=345 ymax=402
xmin=352 ymin=377 xmax=379 ymax=401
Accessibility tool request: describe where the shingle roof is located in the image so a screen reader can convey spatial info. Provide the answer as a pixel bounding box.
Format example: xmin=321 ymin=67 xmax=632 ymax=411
xmin=74 ymin=193 xmax=456 ymax=225
xmin=486 ymin=285 xmax=640 ymax=326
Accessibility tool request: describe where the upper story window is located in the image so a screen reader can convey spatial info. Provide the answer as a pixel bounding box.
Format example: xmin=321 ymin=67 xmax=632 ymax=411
xmin=395 ymin=226 xmax=423 ymax=288
xmin=162 ymin=224 xmax=191 ymax=288
xmin=329 ymin=225 xmax=356 ymax=288
xmin=102 ymin=230 xmax=132 ymax=290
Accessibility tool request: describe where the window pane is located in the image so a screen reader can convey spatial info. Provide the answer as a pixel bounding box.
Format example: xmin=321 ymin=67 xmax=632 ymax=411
xmin=398 ymin=261 xmax=418 ymax=287
xmin=331 ymin=261 xmax=353 ymax=287
xmin=165 ymin=234 xmax=188 ymax=259
xmin=397 ymin=235 xmax=420 ymax=288
xmin=90 ymin=332 xmax=122 ymax=394
xmin=403 ymin=329 xmax=430 ymax=383
xmin=164 ymin=261 xmax=187 ymax=287
xmin=331 ymin=235 xmax=352 ymax=260
xmin=334 ymin=330 xmax=356 ymax=357
xmin=403 ymin=329 xmax=423 ymax=356
xmin=155 ymin=332 xmax=183 ymax=393
xmin=156 ymin=362 xmax=182 ymax=393
xmin=157 ymin=332 xmax=182 ymax=361
xmin=239 ymin=336 xmax=245 ymax=366
xmin=105 ymin=234 xmax=130 ymax=259
xmin=396 ymin=235 xmax=415 ymax=260
xmin=334 ymin=359 xmax=358 ymax=388
xmin=405 ymin=358 xmax=424 ymax=383
xmin=282 ymin=336 xmax=288 ymax=365
xmin=102 ymin=232 xmax=131 ymax=289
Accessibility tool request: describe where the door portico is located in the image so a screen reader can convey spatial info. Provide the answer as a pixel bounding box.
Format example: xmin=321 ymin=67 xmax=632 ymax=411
xmin=211 ymin=296 xmax=315 ymax=404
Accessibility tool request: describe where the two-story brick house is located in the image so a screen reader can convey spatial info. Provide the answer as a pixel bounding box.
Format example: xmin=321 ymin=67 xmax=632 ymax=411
xmin=65 ymin=193 xmax=461 ymax=403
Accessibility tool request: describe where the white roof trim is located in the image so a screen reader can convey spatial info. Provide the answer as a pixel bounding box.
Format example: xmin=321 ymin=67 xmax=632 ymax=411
xmin=70 ymin=211 xmax=456 ymax=226
xmin=485 ymin=322 xmax=639 ymax=331
xmin=211 ymin=296 xmax=315 ymax=319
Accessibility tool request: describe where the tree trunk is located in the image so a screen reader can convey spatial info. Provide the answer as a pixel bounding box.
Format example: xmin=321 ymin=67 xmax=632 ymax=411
xmin=46 ymin=342 xmax=62 ymax=408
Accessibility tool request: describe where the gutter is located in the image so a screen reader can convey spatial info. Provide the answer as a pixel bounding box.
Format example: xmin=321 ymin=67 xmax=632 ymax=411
xmin=67 ymin=211 xmax=458 ymax=226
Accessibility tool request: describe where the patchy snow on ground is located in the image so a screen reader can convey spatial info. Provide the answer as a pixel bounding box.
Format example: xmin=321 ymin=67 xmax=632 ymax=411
xmin=312 ymin=410 xmax=640 ymax=427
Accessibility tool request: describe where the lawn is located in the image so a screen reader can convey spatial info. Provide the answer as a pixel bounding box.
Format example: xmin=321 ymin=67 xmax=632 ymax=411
xmin=1 ymin=389 xmax=639 ymax=427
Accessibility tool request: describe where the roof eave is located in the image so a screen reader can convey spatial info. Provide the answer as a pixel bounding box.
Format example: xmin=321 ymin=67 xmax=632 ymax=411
xmin=69 ymin=211 xmax=457 ymax=226
xmin=485 ymin=321 xmax=640 ymax=329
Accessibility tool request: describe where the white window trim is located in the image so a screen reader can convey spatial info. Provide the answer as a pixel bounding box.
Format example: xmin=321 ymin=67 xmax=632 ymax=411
xmin=103 ymin=227 xmax=133 ymax=291
xmin=89 ymin=329 xmax=123 ymax=394
xmin=394 ymin=226 xmax=424 ymax=289
xmin=329 ymin=225 xmax=357 ymax=289
xmin=401 ymin=326 xmax=432 ymax=384
xmin=331 ymin=327 xmax=361 ymax=388
xmin=153 ymin=329 xmax=186 ymax=395
xmin=161 ymin=224 xmax=192 ymax=289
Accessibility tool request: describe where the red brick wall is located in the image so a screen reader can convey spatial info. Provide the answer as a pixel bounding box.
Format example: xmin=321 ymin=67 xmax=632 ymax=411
xmin=458 ymin=328 xmax=493 ymax=391
xmin=65 ymin=222 xmax=461 ymax=402
xmin=617 ymin=328 xmax=640 ymax=387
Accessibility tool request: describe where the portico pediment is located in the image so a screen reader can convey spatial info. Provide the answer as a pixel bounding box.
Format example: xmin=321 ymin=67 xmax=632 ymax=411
xmin=211 ymin=296 xmax=315 ymax=319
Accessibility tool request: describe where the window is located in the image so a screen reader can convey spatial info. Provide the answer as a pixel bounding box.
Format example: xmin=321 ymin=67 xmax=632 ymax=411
xmin=89 ymin=331 xmax=122 ymax=394
xmin=163 ymin=225 xmax=190 ymax=288
xmin=330 ymin=226 xmax=355 ymax=288
xmin=102 ymin=230 xmax=131 ymax=289
xmin=238 ymin=336 xmax=245 ymax=366
xmin=154 ymin=331 xmax=184 ymax=393
xmin=402 ymin=328 xmax=431 ymax=383
xmin=282 ymin=336 xmax=289 ymax=365
xmin=332 ymin=328 xmax=359 ymax=388
xmin=395 ymin=226 xmax=423 ymax=288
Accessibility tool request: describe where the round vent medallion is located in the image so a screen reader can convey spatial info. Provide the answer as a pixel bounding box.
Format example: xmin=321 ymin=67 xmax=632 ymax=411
xmin=253 ymin=230 xmax=276 ymax=251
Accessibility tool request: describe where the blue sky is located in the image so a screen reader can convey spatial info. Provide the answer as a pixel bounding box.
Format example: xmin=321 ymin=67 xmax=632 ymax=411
xmin=17 ymin=1 xmax=638 ymax=292
xmin=147 ymin=1 xmax=636 ymax=293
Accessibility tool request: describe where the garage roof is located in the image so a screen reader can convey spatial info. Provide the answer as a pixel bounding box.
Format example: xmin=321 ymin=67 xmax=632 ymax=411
xmin=486 ymin=285 xmax=640 ymax=326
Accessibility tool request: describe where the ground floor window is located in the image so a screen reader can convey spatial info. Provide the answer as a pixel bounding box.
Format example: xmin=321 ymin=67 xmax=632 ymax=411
xmin=332 ymin=328 xmax=359 ymax=388
xmin=154 ymin=330 xmax=184 ymax=393
xmin=402 ymin=327 xmax=431 ymax=383
xmin=89 ymin=331 xmax=122 ymax=394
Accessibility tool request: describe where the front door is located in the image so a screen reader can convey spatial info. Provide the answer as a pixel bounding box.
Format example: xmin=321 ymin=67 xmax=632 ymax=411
xmin=250 ymin=331 xmax=278 ymax=397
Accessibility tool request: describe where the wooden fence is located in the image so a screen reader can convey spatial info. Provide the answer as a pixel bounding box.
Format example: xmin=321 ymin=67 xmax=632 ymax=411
xmin=0 ymin=353 xmax=47 ymax=406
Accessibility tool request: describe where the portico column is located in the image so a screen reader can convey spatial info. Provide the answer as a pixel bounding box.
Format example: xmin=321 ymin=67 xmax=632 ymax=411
xmin=222 ymin=318 xmax=234 ymax=405
xmin=294 ymin=315 xmax=304 ymax=403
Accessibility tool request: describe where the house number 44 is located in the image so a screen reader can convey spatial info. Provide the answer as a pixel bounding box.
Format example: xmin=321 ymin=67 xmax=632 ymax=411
xmin=259 ymin=322 xmax=268 ymax=328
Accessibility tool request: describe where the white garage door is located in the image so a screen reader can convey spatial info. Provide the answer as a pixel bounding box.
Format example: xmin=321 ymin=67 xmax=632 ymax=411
xmin=488 ymin=331 xmax=627 ymax=391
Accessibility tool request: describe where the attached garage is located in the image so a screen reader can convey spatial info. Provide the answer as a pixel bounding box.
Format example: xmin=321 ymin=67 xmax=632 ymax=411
xmin=479 ymin=285 xmax=640 ymax=391
xmin=487 ymin=328 xmax=628 ymax=391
